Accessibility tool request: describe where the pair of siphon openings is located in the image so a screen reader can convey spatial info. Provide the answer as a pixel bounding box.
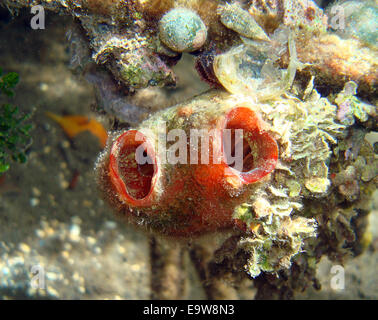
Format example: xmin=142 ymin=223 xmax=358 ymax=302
xmin=117 ymin=108 xmax=260 ymax=200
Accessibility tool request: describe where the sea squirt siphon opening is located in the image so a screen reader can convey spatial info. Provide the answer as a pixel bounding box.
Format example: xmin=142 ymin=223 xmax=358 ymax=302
xmin=109 ymin=130 xmax=157 ymax=205
xmin=223 ymin=107 xmax=278 ymax=183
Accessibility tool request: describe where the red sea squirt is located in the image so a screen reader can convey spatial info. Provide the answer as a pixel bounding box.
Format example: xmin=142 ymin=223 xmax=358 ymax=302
xmin=96 ymin=93 xmax=278 ymax=237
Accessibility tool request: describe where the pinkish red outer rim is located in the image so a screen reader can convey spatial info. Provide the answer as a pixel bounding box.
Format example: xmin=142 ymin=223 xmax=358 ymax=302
xmin=221 ymin=107 xmax=278 ymax=184
xmin=108 ymin=130 xmax=158 ymax=207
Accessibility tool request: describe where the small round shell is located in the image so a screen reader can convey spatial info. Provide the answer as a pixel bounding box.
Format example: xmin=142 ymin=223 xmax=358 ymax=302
xmin=159 ymin=8 xmax=207 ymax=53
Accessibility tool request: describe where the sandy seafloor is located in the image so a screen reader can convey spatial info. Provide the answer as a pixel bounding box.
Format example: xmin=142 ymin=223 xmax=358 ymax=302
xmin=0 ymin=8 xmax=376 ymax=300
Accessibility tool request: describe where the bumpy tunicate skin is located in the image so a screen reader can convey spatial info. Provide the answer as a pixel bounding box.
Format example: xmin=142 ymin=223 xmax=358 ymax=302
xmin=159 ymin=8 xmax=207 ymax=53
